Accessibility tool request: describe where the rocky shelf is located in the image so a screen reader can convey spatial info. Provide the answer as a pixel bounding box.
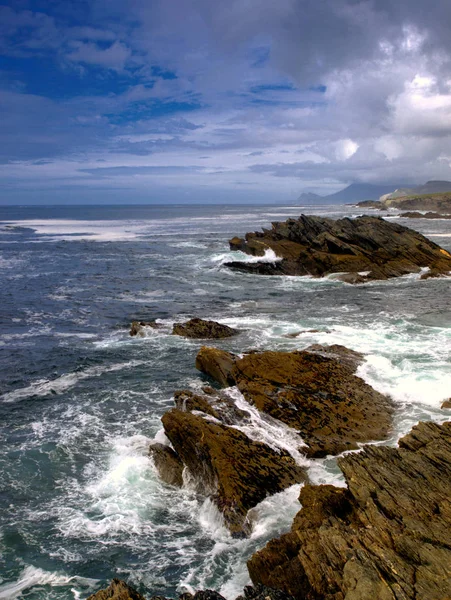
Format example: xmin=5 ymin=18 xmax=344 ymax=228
xmin=148 ymin=344 xmax=394 ymax=536
xmin=225 ymin=215 xmax=451 ymax=283
xmin=90 ymin=419 xmax=451 ymax=600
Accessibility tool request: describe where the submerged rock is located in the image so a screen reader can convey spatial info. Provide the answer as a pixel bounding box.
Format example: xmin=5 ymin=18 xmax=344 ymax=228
xmin=87 ymin=578 xmax=147 ymax=600
xmin=195 ymin=345 xmax=393 ymax=457
xmin=248 ymin=420 xmax=451 ymax=600
xmin=400 ymin=211 xmax=451 ymax=219
xmin=130 ymin=321 xmax=163 ymax=336
xmin=172 ymin=318 xmax=238 ymax=339
xmin=225 ymin=215 xmax=451 ymax=282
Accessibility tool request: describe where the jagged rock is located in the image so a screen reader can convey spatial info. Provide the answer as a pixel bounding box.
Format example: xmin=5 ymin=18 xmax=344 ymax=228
xmin=196 ymin=346 xmax=393 ymax=458
xmin=174 ymin=389 xmax=248 ymax=424
xmin=442 ymin=399 xmax=451 ymax=409
xmin=172 ymin=318 xmax=238 ymax=339
xmin=161 ymin=407 xmax=306 ymax=536
xmin=248 ymin=421 xmax=451 ymax=600
xmin=195 ymin=346 xmax=238 ymax=387
xmin=148 ymin=443 xmax=184 ymax=487
xmin=87 ymin=579 xmax=147 ymax=600
xmin=174 ymin=390 xmax=220 ymax=418
xmin=225 ymin=215 xmax=451 ymax=282
xmin=130 ymin=321 xmax=162 ymax=337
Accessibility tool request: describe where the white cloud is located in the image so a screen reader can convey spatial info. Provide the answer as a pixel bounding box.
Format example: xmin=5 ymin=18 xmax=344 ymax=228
xmin=66 ymin=40 xmax=132 ymax=71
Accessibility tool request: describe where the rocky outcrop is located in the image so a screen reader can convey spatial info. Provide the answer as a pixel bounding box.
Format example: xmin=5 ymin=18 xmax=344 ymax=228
xmin=130 ymin=318 xmax=238 ymax=339
xmin=87 ymin=579 xmax=147 ymax=600
xmin=225 ymin=215 xmax=451 ymax=282
xmin=172 ymin=318 xmax=238 ymax=339
xmin=195 ymin=347 xmax=237 ymax=387
xmin=161 ymin=402 xmax=306 ymax=536
xmin=248 ymin=420 xmax=451 ymax=600
xmin=149 ymin=443 xmax=184 ymax=487
xmin=195 ymin=345 xmax=393 ymax=458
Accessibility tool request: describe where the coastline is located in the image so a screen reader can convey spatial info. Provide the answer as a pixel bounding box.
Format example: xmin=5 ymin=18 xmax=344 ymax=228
xmin=1 ymin=204 xmax=451 ymax=599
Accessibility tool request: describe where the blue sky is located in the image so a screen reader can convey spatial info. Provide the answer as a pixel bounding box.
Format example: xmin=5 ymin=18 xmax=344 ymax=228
xmin=2 ymin=0 xmax=451 ymax=204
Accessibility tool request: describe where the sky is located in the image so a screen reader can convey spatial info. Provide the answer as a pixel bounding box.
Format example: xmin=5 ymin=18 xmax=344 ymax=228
xmin=2 ymin=0 xmax=451 ymax=204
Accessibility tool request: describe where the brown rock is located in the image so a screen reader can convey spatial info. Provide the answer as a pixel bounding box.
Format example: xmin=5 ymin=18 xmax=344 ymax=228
xmin=248 ymin=421 xmax=451 ymax=600
xmin=442 ymin=399 xmax=451 ymax=409
xmin=303 ymin=343 xmax=364 ymax=370
xmin=161 ymin=408 xmax=306 ymax=536
xmin=225 ymin=215 xmax=451 ymax=282
xmin=420 ymin=268 xmax=447 ymax=280
xmin=195 ymin=346 xmax=238 ymax=387
xmin=87 ymin=579 xmax=147 ymax=600
xmin=196 ymin=346 xmax=393 ymax=458
xmin=172 ymin=318 xmax=238 ymax=339
xmin=174 ymin=390 xmax=220 ymax=418
xmin=148 ymin=443 xmax=184 ymax=487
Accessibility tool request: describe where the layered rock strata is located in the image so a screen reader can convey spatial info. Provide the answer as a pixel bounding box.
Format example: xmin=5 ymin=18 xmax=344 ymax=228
xmin=195 ymin=345 xmax=393 ymax=457
xmin=151 ymin=344 xmax=394 ymax=535
xmin=161 ymin=402 xmax=306 ymax=535
xmin=225 ymin=215 xmax=451 ymax=282
xmin=248 ymin=420 xmax=451 ymax=600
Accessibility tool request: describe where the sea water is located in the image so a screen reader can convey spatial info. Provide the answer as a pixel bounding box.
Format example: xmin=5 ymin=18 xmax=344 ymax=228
xmin=0 ymin=204 xmax=450 ymax=599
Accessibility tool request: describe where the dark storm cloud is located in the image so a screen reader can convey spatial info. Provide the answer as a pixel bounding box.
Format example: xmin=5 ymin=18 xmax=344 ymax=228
xmin=2 ymin=0 xmax=451 ymax=202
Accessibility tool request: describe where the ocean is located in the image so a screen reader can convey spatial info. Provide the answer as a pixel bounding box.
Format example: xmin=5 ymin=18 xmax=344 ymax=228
xmin=0 ymin=204 xmax=450 ymax=600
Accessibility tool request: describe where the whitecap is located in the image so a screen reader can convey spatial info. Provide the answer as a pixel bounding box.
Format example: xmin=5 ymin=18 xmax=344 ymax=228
xmin=1 ymin=360 xmax=147 ymax=403
xmin=0 ymin=565 xmax=98 ymax=599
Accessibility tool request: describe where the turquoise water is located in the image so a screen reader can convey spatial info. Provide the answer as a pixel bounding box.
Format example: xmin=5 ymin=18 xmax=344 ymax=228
xmin=0 ymin=204 xmax=450 ymax=599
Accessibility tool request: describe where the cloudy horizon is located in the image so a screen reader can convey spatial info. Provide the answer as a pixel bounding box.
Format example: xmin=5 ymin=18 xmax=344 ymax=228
xmin=2 ymin=0 xmax=451 ymax=204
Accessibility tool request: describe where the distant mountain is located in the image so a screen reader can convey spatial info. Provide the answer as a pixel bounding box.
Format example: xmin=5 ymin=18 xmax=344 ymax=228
xmin=296 ymin=183 xmax=407 ymax=205
xmin=324 ymin=183 xmax=406 ymax=203
xmin=297 ymin=192 xmax=322 ymax=203
xmin=408 ymin=180 xmax=451 ymax=195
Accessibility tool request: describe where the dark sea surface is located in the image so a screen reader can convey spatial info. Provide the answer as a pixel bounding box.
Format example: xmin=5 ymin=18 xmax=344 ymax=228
xmin=0 ymin=204 xmax=450 ymax=599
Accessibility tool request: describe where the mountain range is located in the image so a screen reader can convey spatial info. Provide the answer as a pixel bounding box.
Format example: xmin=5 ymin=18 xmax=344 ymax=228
xmin=298 ymin=181 xmax=451 ymax=204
